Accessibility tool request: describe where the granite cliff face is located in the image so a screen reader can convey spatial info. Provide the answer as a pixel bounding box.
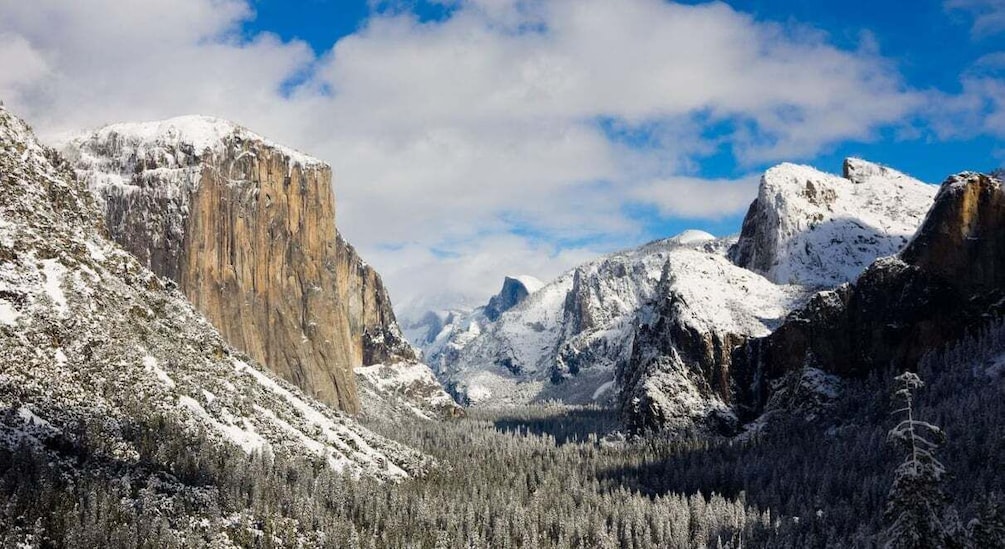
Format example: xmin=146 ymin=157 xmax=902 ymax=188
xmin=732 ymin=171 xmax=1005 ymax=420
xmin=0 ymin=105 xmax=423 ymax=488
xmin=335 ymin=234 xmax=416 ymax=366
xmin=485 ymin=276 xmax=543 ymax=322
xmin=63 ymin=117 xmax=414 ymax=414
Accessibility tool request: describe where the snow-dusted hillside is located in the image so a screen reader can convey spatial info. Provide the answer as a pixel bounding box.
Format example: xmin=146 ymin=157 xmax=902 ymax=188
xmin=0 ymin=105 xmax=424 ymax=481
xmin=356 ymin=361 xmax=463 ymax=420
xmin=730 ymin=158 xmax=936 ymax=287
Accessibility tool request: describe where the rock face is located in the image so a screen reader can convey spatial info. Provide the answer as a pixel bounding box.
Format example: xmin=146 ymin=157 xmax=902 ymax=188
xmin=730 ymin=158 xmax=935 ymax=287
xmin=0 ymin=105 xmax=423 ymax=483
xmin=336 ymin=234 xmax=417 ymax=366
xmin=731 ymin=171 xmax=1005 ymax=420
xmin=485 ymin=276 xmax=543 ymax=321
xmin=63 ymin=117 xmax=414 ymax=414
xmin=618 ymin=250 xmax=804 ymax=433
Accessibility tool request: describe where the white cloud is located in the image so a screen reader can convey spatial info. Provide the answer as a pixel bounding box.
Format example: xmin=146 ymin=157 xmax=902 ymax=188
xmin=0 ymin=0 xmax=937 ymax=312
xmin=630 ymin=175 xmax=761 ymax=219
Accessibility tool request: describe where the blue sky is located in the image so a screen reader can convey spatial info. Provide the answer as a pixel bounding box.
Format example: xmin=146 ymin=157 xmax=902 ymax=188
xmin=245 ymin=0 xmax=1001 ymax=177
xmin=2 ymin=0 xmax=1003 ymax=312
xmin=240 ymin=0 xmax=1003 ymax=271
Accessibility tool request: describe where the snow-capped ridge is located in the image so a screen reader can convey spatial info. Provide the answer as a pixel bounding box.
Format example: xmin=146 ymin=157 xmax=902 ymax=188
xmin=731 ymin=157 xmax=936 ymax=288
xmin=67 ymin=115 xmax=326 ymax=169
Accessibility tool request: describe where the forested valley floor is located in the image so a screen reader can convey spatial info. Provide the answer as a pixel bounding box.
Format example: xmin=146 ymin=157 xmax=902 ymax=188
xmin=4 ymin=324 xmax=1005 ymax=548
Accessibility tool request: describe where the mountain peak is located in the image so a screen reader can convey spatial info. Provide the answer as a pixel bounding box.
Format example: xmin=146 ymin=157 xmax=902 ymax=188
xmin=841 ymin=157 xmax=912 ymax=185
xmin=65 ymin=115 xmax=325 ymax=169
xmin=485 ymin=275 xmax=543 ymax=321
xmin=730 ymin=158 xmax=936 ymax=287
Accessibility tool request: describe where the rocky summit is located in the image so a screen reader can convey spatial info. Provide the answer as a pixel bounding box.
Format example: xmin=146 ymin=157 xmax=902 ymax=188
xmin=730 ymin=158 xmax=935 ymax=287
xmin=63 ymin=117 xmax=416 ymax=414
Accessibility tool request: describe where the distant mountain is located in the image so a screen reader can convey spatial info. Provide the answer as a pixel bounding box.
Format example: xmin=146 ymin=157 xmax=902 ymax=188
xmin=404 ymin=275 xmax=544 ymax=382
xmin=0 ymin=105 xmax=424 ymax=482
xmin=424 ymin=159 xmax=938 ymax=433
xmin=61 ymin=116 xmax=452 ymax=419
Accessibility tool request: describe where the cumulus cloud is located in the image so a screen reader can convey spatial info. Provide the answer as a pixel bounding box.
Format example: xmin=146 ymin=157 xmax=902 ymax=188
xmin=0 ymin=0 xmax=945 ymax=312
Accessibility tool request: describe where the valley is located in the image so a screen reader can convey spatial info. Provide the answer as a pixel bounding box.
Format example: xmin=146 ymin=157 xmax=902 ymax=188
xmin=1 ymin=89 xmax=1003 ymax=547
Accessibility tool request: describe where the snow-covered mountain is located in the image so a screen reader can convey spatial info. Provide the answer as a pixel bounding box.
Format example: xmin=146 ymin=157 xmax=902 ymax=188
xmin=428 ymin=159 xmax=937 ymax=432
xmin=440 ymin=232 xmax=728 ymax=406
xmin=732 ymin=170 xmax=1005 ymax=424
xmin=60 ymin=115 xmax=456 ymax=421
xmin=404 ymin=275 xmax=544 ymax=378
xmin=730 ymin=158 xmax=936 ymax=287
xmin=0 ymin=105 xmax=424 ymax=481
xmin=618 ymin=245 xmax=807 ymax=432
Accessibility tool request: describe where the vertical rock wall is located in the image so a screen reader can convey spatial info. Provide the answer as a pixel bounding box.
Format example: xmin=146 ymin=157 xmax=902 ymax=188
xmin=179 ymin=141 xmax=360 ymax=413
xmin=66 ymin=118 xmax=416 ymax=414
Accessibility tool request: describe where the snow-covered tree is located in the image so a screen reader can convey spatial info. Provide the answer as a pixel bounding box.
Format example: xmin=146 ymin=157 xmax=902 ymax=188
xmin=881 ymin=372 xmax=958 ymax=549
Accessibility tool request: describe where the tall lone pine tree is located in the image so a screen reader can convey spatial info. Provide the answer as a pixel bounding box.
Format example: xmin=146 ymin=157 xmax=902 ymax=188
xmin=882 ymin=372 xmax=959 ymax=549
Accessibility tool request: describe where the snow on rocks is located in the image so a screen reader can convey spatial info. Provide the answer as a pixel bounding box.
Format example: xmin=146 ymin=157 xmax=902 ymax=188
xmin=730 ymin=158 xmax=936 ymax=288
xmin=356 ymin=361 xmax=462 ymax=420
xmin=440 ymin=235 xmax=736 ymax=408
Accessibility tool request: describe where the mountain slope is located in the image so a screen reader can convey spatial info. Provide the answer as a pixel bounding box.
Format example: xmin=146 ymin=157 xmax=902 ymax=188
xmin=62 ymin=116 xmax=418 ymax=414
xmin=0 ymin=105 xmax=423 ymax=482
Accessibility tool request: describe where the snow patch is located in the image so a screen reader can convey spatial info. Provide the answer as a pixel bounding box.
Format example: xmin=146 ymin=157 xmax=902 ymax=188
xmin=178 ymin=395 xmax=268 ymax=454
xmin=40 ymin=259 xmax=68 ymax=316
xmin=672 ymin=229 xmax=716 ymax=245
xmin=143 ymin=355 xmax=176 ymax=388
xmin=0 ymin=301 xmax=20 ymax=325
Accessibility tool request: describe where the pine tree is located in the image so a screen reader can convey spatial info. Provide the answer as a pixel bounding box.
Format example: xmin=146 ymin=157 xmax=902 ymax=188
xmin=881 ymin=372 xmax=958 ymax=549
xmin=967 ymin=495 xmax=1005 ymax=547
